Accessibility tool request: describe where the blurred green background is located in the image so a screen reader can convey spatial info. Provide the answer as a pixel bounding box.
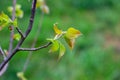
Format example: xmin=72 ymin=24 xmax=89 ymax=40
xmin=0 ymin=0 xmax=120 ymax=80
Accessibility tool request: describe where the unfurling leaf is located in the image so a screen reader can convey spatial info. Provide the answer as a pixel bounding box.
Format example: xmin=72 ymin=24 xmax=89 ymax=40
xmin=0 ymin=12 xmax=12 ymax=28
xmin=47 ymin=39 xmax=66 ymax=59
xmin=59 ymin=43 xmax=65 ymax=59
xmin=12 ymin=18 xmax=17 ymax=27
xmin=36 ymin=0 xmax=45 ymax=8
xmin=48 ymin=26 xmax=81 ymax=59
xmin=36 ymin=0 xmax=50 ymax=14
xmin=47 ymin=39 xmax=59 ymax=53
xmin=64 ymin=27 xmax=81 ymax=49
xmin=16 ymin=4 xmax=24 ymax=18
xmin=8 ymin=4 xmax=24 ymax=18
xmin=64 ymin=36 xmax=75 ymax=49
xmin=0 ymin=12 xmax=18 ymax=30
xmin=53 ymin=23 xmax=62 ymax=35
xmin=17 ymin=72 xmax=27 ymax=80
xmin=41 ymin=5 xmax=49 ymax=14
xmin=66 ymin=27 xmax=81 ymax=39
xmin=13 ymin=33 xmax=21 ymax=41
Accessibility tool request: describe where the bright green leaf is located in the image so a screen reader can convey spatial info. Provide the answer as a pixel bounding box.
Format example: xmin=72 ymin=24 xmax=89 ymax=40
xmin=16 ymin=6 xmax=24 ymax=18
xmin=0 ymin=12 xmax=12 ymax=30
xmin=17 ymin=72 xmax=27 ymax=80
xmin=12 ymin=18 xmax=18 ymax=27
xmin=13 ymin=33 xmax=21 ymax=41
xmin=0 ymin=12 xmax=11 ymax=21
xmin=48 ymin=40 xmax=59 ymax=53
xmin=7 ymin=7 xmax=13 ymax=12
xmin=58 ymin=43 xmax=65 ymax=59
xmin=8 ymin=4 xmax=24 ymax=18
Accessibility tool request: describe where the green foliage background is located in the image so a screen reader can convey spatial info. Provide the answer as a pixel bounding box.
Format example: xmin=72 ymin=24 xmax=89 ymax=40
xmin=0 ymin=0 xmax=120 ymax=80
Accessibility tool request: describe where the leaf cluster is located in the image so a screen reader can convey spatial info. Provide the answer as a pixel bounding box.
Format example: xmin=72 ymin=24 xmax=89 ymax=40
xmin=0 ymin=12 xmax=17 ymax=31
xmin=48 ymin=23 xmax=82 ymax=59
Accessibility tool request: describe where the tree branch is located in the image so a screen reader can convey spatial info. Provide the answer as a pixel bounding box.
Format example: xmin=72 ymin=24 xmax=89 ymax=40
xmin=25 ymin=1 xmax=36 ymax=37
xmin=22 ymin=12 xmax=44 ymax=72
xmin=16 ymin=27 xmax=25 ymax=38
xmin=0 ymin=0 xmax=37 ymax=71
xmin=18 ymin=42 xmax=52 ymax=51
xmin=0 ymin=46 xmax=8 ymax=76
xmin=9 ymin=0 xmax=16 ymax=54
xmin=0 ymin=46 xmax=6 ymax=59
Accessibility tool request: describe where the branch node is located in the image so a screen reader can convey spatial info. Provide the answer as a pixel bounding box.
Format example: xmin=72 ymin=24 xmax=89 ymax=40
xmin=0 ymin=0 xmax=37 ymax=71
xmin=16 ymin=27 xmax=25 ymax=38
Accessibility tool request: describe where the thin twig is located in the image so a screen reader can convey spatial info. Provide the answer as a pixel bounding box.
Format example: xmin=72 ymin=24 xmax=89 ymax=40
xmin=0 ymin=0 xmax=37 ymax=71
xmin=16 ymin=27 xmax=25 ymax=38
xmin=0 ymin=46 xmax=8 ymax=76
xmin=23 ymin=12 xmax=44 ymax=72
xmin=1 ymin=0 xmax=16 ymax=76
xmin=9 ymin=0 xmax=16 ymax=54
xmin=18 ymin=42 xmax=52 ymax=51
xmin=0 ymin=46 xmax=6 ymax=60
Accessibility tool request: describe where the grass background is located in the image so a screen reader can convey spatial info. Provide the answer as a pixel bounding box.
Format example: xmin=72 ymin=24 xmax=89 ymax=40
xmin=0 ymin=0 xmax=120 ymax=80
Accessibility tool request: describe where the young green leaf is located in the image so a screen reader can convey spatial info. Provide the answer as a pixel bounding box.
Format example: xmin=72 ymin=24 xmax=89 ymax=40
xmin=12 ymin=18 xmax=17 ymax=27
xmin=48 ymin=39 xmax=59 ymax=53
xmin=17 ymin=72 xmax=27 ymax=80
xmin=8 ymin=4 xmax=24 ymax=18
xmin=7 ymin=7 xmax=13 ymax=12
xmin=0 ymin=12 xmax=12 ymax=28
xmin=36 ymin=0 xmax=45 ymax=8
xmin=58 ymin=43 xmax=65 ymax=59
xmin=16 ymin=4 xmax=24 ymax=18
xmin=0 ymin=12 xmax=11 ymax=21
xmin=13 ymin=33 xmax=21 ymax=41
xmin=65 ymin=27 xmax=81 ymax=39
xmin=64 ymin=27 xmax=81 ymax=49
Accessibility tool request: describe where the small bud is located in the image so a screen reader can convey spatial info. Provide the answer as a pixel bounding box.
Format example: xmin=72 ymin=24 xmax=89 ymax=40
xmin=17 ymin=72 xmax=27 ymax=80
xmin=8 ymin=26 xmax=13 ymax=31
xmin=41 ymin=5 xmax=50 ymax=14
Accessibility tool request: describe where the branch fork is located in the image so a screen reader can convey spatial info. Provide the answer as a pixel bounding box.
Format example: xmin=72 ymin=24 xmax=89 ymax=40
xmin=0 ymin=0 xmax=51 ymax=72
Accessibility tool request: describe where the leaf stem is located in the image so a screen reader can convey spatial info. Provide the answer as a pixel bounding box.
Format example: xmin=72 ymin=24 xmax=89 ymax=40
xmin=18 ymin=42 xmax=52 ymax=51
xmin=16 ymin=27 xmax=25 ymax=38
